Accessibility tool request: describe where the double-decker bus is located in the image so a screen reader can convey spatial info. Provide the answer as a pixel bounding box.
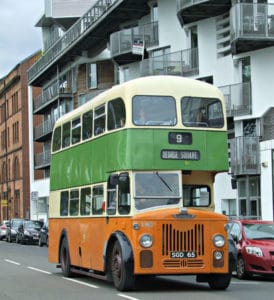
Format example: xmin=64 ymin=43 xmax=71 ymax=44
xmin=49 ymin=75 xmax=232 ymax=291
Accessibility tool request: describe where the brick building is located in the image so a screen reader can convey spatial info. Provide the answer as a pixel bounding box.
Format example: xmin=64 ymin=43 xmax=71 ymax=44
xmin=0 ymin=52 xmax=42 ymax=221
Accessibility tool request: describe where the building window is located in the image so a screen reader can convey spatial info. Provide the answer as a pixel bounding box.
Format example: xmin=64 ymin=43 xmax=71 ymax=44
xmin=14 ymin=156 xmax=20 ymax=179
xmin=12 ymin=92 xmax=19 ymax=114
xmin=87 ymin=63 xmax=97 ymax=89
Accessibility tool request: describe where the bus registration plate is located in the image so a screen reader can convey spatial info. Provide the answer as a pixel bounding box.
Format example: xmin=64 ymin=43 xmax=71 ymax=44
xmin=170 ymin=251 xmax=196 ymax=259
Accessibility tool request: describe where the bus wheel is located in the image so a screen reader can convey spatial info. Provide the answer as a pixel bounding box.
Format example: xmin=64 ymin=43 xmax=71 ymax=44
xmin=207 ymin=273 xmax=231 ymax=290
xmin=60 ymin=238 xmax=73 ymax=277
xmin=111 ymin=241 xmax=135 ymax=291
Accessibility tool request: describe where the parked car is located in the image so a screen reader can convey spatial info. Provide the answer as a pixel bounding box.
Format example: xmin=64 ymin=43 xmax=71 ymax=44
xmin=6 ymin=218 xmax=24 ymax=243
xmin=38 ymin=221 xmax=48 ymax=247
xmin=0 ymin=220 xmax=10 ymax=240
xmin=228 ymin=219 xmax=274 ymax=279
xmin=16 ymin=220 xmax=43 ymax=245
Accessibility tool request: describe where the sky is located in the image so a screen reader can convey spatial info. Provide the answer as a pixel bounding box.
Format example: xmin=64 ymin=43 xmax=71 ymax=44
xmin=0 ymin=0 xmax=44 ymax=78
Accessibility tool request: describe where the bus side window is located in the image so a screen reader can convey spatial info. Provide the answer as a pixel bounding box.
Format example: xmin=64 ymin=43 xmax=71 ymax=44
xmin=94 ymin=105 xmax=105 ymax=136
xmin=118 ymin=173 xmax=131 ymax=215
xmin=107 ymin=98 xmax=126 ymax=130
xmin=80 ymin=187 xmax=91 ymax=216
xmin=60 ymin=191 xmax=69 ymax=216
xmin=52 ymin=126 xmax=61 ymax=152
xmin=62 ymin=122 xmax=71 ymax=148
xmin=71 ymin=117 xmax=81 ymax=144
xmin=82 ymin=110 xmax=93 ymax=140
xmin=69 ymin=190 xmax=79 ymax=216
xmin=92 ymin=186 xmax=104 ymax=215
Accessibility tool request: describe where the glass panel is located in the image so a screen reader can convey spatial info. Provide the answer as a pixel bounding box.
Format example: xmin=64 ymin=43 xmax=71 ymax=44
xmin=181 ymin=97 xmax=224 ymax=128
xmin=82 ymin=110 xmax=93 ymax=140
xmin=62 ymin=122 xmax=71 ymax=148
xmin=134 ymin=172 xmax=180 ymax=210
xmin=88 ymin=63 xmax=97 ymax=89
xmin=69 ymin=190 xmax=79 ymax=216
xmin=71 ymin=117 xmax=81 ymax=144
xmin=52 ymin=126 xmax=61 ymax=152
xmin=94 ymin=105 xmax=105 ymax=136
xmin=107 ymin=98 xmax=126 ymax=130
xmin=183 ymin=185 xmax=210 ymax=207
xmin=80 ymin=187 xmax=91 ymax=216
xmin=60 ymin=191 xmax=69 ymax=216
xmin=132 ymin=95 xmax=176 ymax=126
xmin=92 ymin=186 xmax=104 ymax=215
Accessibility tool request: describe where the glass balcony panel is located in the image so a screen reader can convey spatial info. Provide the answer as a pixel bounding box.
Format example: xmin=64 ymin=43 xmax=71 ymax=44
xmin=230 ymin=136 xmax=260 ymax=176
xmin=219 ymin=81 xmax=252 ymax=117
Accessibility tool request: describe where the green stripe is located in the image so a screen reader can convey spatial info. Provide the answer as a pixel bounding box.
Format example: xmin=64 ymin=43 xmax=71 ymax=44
xmin=50 ymin=129 xmax=228 ymax=191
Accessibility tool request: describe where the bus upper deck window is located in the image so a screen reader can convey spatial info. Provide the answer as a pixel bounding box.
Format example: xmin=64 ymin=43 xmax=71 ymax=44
xmin=132 ymin=95 xmax=176 ymax=126
xmin=62 ymin=122 xmax=71 ymax=148
xmin=71 ymin=117 xmax=81 ymax=144
xmin=94 ymin=105 xmax=106 ymax=136
xmin=181 ymin=97 xmax=224 ymax=128
xmin=52 ymin=126 xmax=61 ymax=152
xmin=82 ymin=110 xmax=93 ymax=140
xmin=107 ymin=98 xmax=126 ymax=130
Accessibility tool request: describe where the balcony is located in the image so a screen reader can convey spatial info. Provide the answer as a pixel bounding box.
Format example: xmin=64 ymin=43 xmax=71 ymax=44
xmin=219 ymin=81 xmax=252 ymax=117
xmin=230 ymin=136 xmax=260 ymax=176
xmin=261 ymin=107 xmax=274 ymax=141
xmin=33 ymin=80 xmax=72 ymax=114
xmin=110 ymin=21 xmax=159 ymax=65
xmin=177 ymin=0 xmax=231 ymax=26
xmin=34 ymin=150 xmax=51 ymax=169
xmin=139 ymin=48 xmax=199 ymax=77
xmin=231 ymin=3 xmax=274 ymax=54
xmin=28 ymin=0 xmax=150 ymax=86
xmin=34 ymin=118 xmax=57 ymax=142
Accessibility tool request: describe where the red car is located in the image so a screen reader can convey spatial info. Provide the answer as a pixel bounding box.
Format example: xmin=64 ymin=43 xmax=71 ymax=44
xmin=228 ymin=219 xmax=274 ymax=279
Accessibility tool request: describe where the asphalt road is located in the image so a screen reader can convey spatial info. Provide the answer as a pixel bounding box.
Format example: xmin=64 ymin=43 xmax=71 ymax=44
xmin=0 ymin=240 xmax=274 ymax=300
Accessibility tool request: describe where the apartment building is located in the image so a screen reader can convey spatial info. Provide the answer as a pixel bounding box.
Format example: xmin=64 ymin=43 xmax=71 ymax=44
xmin=0 ymin=52 xmax=42 ymax=221
xmin=28 ymin=0 xmax=274 ymax=220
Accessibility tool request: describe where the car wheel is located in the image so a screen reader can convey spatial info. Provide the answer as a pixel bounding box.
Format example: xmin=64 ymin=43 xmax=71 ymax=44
xmin=60 ymin=237 xmax=73 ymax=277
xmin=38 ymin=237 xmax=43 ymax=247
xmin=236 ymin=256 xmax=251 ymax=279
xmin=16 ymin=235 xmax=19 ymax=244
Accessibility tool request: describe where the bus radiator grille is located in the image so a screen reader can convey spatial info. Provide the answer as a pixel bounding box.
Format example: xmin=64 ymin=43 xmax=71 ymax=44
xmin=162 ymin=223 xmax=205 ymax=256
xmin=162 ymin=259 xmax=204 ymax=268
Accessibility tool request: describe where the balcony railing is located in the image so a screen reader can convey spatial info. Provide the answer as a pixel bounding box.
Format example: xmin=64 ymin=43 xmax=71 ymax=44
xmin=230 ymin=3 xmax=274 ymax=53
xmin=34 ymin=150 xmax=51 ymax=169
xmin=34 ymin=117 xmax=58 ymax=141
xmin=110 ymin=21 xmax=159 ymax=57
xmin=230 ymin=136 xmax=260 ymax=176
xmin=261 ymin=107 xmax=274 ymax=141
xmin=33 ymin=80 xmax=72 ymax=113
xmin=177 ymin=0 xmax=231 ymax=25
xmin=219 ymin=81 xmax=252 ymax=117
xmin=139 ymin=48 xmax=199 ymax=77
xmin=28 ymin=0 xmax=116 ymax=83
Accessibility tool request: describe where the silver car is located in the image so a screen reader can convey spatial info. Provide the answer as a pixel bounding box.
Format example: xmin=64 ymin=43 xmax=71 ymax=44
xmin=0 ymin=220 xmax=10 ymax=240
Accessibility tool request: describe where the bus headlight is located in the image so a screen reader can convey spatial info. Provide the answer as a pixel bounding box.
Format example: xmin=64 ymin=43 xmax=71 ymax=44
xmin=140 ymin=234 xmax=153 ymax=248
xmin=213 ymin=234 xmax=225 ymax=247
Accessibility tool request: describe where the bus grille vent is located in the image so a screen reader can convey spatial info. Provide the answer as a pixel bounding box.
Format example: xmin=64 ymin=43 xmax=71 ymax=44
xmin=162 ymin=223 xmax=205 ymax=256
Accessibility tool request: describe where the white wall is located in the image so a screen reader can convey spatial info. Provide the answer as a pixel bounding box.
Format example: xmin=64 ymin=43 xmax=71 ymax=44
xmin=260 ymin=140 xmax=274 ymax=220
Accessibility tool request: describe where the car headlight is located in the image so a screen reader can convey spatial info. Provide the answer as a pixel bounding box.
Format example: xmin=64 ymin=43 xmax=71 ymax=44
xmin=140 ymin=234 xmax=153 ymax=248
xmin=213 ymin=234 xmax=225 ymax=247
xmin=246 ymin=246 xmax=263 ymax=257
xmin=24 ymin=231 xmax=30 ymax=236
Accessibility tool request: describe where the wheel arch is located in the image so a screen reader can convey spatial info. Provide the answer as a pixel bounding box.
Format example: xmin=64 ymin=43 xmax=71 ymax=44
xmin=104 ymin=231 xmax=134 ymax=280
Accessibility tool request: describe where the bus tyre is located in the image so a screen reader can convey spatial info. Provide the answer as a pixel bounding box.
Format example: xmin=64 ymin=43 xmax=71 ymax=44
xmin=207 ymin=273 xmax=231 ymax=290
xmin=60 ymin=238 xmax=73 ymax=277
xmin=111 ymin=241 xmax=135 ymax=291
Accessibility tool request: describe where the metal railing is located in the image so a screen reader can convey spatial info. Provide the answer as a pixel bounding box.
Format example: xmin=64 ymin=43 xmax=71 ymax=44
xmin=34 ymin=150 xmax=51 ymax=169
xmin=177 ymin=0 xmax=208 ymax=10
xmin=139 ymin=48 xmax=199 ymax=77
xmin=110 ymin=21 xmax=159 ymax=57
xmin=231 ymin=3 xmax=274 ymax=41
xmin=219 ymin=81 xmax=252 ymax=117
xmin=28 ymin=0 xmax=117 ymax=83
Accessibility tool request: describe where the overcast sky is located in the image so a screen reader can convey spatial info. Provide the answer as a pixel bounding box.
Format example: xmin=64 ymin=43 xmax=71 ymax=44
xmin=0 ymin=0 xmax=44 ymax=78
